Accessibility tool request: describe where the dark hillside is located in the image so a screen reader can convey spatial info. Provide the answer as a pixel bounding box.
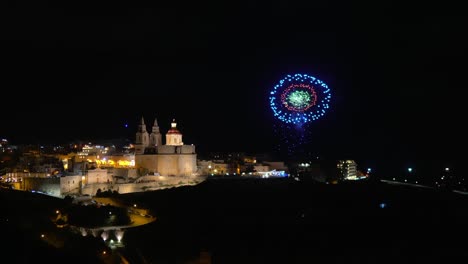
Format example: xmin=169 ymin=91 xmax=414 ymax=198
xmin=119 ymin=178 xmax=468 ymax=263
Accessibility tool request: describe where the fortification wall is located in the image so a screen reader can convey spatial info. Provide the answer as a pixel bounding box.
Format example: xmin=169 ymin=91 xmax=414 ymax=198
xmin=13 ymin=174 xmax=207 ymax=197
xmin=81 ymin=176 xmax=205 ymax=195
xmin=22 ymin=177 xmax=61 ymax=197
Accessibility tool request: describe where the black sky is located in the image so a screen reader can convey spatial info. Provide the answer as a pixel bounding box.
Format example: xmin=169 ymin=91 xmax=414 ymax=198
xmin=2 ymin=2 xmax=466 ymax=165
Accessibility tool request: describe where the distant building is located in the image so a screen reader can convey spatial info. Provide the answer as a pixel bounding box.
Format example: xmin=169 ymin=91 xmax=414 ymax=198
xmin=262 ymin=161 xmax=288 ymax=172
xmin=4 ymin=117 xmax=205 ymax=197
xmin=134 ymin=118 xmax=197 ymax=177
xmin=337 ymin=160 xmax=358 ymax=180
xmin=293 ymin=160 xmax=339 ymax=183
xmin=86 ymin=168 xmax=111 ymax=184
xmin=61 ymin=175 xmax=82 ymax=195
xmin=292 ymin=159 xmax=361 ymax=182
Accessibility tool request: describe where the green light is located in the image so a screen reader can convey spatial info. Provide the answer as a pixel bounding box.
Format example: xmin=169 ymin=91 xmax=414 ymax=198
xmin=286 ymin=90 xmax=311 ymax=110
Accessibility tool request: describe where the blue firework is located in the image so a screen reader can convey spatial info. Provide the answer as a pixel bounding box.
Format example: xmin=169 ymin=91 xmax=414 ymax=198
xmin=269 ymin=73 xmax=331 ymax=124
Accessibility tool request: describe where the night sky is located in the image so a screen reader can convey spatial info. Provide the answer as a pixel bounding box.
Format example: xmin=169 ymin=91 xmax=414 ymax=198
xmin=2 ymin=3 xmax=466 ymax=165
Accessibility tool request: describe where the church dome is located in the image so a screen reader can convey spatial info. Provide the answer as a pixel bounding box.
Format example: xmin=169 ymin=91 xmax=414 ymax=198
xmin=167 ymin=119 xmax=182 ymax=134
xmin=167 ymin=128 xmax=181 ymax=134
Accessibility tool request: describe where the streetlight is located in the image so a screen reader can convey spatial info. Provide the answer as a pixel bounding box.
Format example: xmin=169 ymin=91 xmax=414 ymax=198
xmin=404 ymin=167 xmax=413 ymax=183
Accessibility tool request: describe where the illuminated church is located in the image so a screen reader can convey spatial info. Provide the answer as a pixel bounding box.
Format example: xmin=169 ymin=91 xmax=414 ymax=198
xmin=134 ymin=117 xmax=197 ymax=177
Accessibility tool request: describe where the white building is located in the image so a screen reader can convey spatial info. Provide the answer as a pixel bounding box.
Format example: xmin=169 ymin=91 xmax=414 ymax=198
xmin=134 ymin=118 xmax=197 ymax=177
xmin=85 ymin=168 xmax=112 ymax=184
xmin=337 ymin=160 xmax=358 ymax=180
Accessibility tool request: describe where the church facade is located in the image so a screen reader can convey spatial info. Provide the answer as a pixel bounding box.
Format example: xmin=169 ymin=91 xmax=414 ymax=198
xmin=134 ymin=117 xmax=197 ymax=177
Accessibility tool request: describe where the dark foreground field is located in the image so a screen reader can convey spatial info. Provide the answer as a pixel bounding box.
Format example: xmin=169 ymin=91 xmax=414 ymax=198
xmin=118 ymin=178 xmax=468 ymax=264
xmin=0 ymin=188 xmax=108 ymax=263
xmin=2 ymin=178 xmax=468 ymax=264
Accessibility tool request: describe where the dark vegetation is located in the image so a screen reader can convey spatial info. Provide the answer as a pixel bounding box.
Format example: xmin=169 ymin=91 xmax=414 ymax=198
xmin=95 ymin=188 xmax=120 ymax=197
xmin=0 ymin=189 xmax=108 ymax=263
xmin=2 ymin=177 xmax=468 ymax=263
xmin=118 ymin=178 xmax=468 ymax=264
xmin=64 ymin=203 xmax=131 ymax=228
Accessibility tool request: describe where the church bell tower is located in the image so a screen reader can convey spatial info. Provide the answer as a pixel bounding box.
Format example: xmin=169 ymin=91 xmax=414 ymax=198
xmin=135 ymin=116 xmax=149 ymax=154
xmin=150 ymin=118 xmax=162 ymax=147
